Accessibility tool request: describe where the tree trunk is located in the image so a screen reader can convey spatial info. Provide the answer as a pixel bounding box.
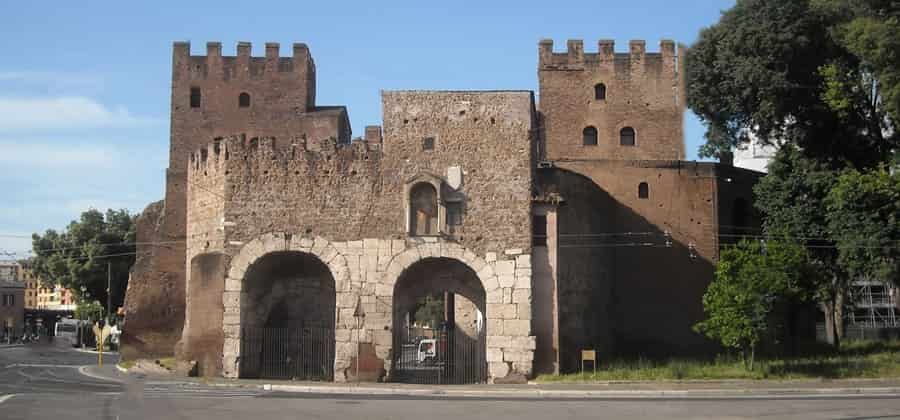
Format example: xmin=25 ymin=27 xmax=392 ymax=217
xmin=835 ymin=289 xmax=845 ymax=345
xmin=822 ymin=299 xmax=840 ymax=348
xmin=749 ymin=345 xmax=755 ymax=371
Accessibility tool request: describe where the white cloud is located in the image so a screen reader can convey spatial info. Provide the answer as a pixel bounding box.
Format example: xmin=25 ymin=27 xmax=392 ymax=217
xmin=0 ymin=142 xmax=117 ymax=168
xmin=0 ymin=96 xmax=160 ymax=131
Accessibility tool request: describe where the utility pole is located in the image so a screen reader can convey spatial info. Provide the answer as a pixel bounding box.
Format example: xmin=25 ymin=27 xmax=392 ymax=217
xmin=106 ymin=262 xmax=112 ymax=324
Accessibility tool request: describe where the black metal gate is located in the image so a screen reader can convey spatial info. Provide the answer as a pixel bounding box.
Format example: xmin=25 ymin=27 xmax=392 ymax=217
xmin=392 ymin=325 xmax=486 ymax=384
xmin=239 ymin=327 xmax=334 ymax=381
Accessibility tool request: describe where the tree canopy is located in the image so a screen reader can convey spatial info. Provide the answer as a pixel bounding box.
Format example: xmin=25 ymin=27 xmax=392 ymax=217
xmin=825 ymin=167 xmax=900 ymax=285
xmin=30 ymin=208 xmax=136 ymax=315
xmin=686 ymin=0 xmax=898 ymax=166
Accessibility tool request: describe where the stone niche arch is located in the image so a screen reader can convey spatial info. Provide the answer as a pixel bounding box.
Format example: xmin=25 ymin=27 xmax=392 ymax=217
xmin=221 ymin=232 xmax=352 ymax=379
xmin=404 ymin=173 xmax=445 ymax=236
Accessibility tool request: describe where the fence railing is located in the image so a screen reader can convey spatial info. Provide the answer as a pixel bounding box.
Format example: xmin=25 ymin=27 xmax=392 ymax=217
xmin=239 ymin=326 xmax=334 ymax=381
xmin=392 ymin=325 xmax=486 ymax=384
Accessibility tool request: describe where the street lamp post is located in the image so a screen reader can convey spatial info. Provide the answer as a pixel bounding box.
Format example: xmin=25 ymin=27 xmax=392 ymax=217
xmin=80 ymin=286 xmax=87 ymax=349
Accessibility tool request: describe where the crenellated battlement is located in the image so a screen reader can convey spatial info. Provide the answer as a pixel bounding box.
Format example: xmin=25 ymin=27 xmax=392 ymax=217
xmin=187 ymin=134 xmax=381 ymax=185
xmin=538 ymin=39 xmax=678 ymax=74
xmin=173 ymin=41 xmax=314 ymax=81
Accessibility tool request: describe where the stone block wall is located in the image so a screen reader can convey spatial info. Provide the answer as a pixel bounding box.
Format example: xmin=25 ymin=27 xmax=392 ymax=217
xmin=218 ymin=233 xmax=536 ymax=382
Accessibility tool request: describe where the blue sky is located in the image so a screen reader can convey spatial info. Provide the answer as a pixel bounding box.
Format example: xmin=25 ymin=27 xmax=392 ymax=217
xmin=0 ymin=0 xmax=735 ymax=258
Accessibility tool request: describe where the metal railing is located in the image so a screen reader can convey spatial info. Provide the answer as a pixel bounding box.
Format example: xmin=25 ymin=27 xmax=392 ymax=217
xmin=392 ymin=325 xmax=486 ymax=384
xmin=239 ymin=326 xmax=334 ymax=381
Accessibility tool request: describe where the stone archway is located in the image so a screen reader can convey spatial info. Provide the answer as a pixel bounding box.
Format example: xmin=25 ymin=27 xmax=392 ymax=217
xmin=379 ymin=241 xmax=535 ymax=381
xmin=391 ymin=257 xmax=487 ymax=383
xmin=221 ymin=233 xmax=353 ymax=379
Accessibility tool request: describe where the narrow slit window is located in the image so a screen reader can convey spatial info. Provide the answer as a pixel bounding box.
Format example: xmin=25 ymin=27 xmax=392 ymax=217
xmin=638 ymin=182 xmax=649 ymax=199
xmin=422 ymin=137 xmax=435 ymax=151
xmin=190 ymin=87 xmax=201 ymax=108
xmin=583 ymin=126 xmax=598 ymax=146
xmin=239 ymin=92 xmax=251 ymax=108
xmin=594 ymin=83 xmax=606 ymax=100
xmin=620 ymin=127 xmax=635 ymax=146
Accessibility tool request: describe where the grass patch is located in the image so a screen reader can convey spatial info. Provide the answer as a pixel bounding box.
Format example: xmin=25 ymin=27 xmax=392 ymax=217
xmin=118 ymin=359 xmax=136 ymax=370
xmin=536 ymin=340 xmax=900 ymax=382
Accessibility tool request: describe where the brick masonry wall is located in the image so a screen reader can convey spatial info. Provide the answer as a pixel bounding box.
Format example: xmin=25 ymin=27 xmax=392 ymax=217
xmin=551 ymin=160 xmax=724 ymax=358
xmin=538 ymin=39 xmax=685 ymax=161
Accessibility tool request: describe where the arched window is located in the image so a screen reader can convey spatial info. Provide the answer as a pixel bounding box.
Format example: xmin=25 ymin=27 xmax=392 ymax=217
xmin=410 ymin=183 xmax=439 ymax=236
xmin=583 ymin=126 xmax=598 ymax=146
xmin=239 ymin=92 xmax=251 ymax=108
xmin=638 ymin=182 xmax=649 ymax=199
xmin=620 ymin=127 xmax=635 ymax=146
xmin=594 ymin=83 xmax=606 ymax=100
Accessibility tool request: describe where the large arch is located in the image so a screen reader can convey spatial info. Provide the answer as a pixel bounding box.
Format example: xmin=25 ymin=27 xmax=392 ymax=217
xmin=391 ymin=257 xmax=487 ymax=383
xmin=380 ymin=241 xmax=533 ymax=382
xmin=221 ymin=232 xmax=351 ymax=379
xmin=238 ymin=251 xmax=335 ymax=380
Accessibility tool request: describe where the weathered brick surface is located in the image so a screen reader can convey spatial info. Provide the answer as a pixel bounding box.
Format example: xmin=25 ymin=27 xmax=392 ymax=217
xmin=127 ymin=39 xmax=761 ymax=383
xmin=538 ymin=39 xmax=685 ymax=161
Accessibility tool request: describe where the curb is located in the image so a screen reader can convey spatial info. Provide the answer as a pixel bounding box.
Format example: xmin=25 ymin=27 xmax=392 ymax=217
xmin=115 ymin=364 xmax=129 ymax=374
xmin=259 ymin=383 xmax=900 ymax=399
xmin=78 ymin=366 xmax=126 ymax=384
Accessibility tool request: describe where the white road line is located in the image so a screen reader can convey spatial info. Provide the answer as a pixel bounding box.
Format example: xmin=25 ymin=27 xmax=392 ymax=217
xmin=0 ymin=394 xmax=16 ymax=404
xmin=8 ymin=363 xmax=81 ymax=368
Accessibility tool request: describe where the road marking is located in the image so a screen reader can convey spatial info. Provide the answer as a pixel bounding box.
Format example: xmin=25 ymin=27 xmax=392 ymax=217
xmin=6 ymin=363 xmax=81 ymax=368
xmin=0 ymin=394 xmax=16 ymax=404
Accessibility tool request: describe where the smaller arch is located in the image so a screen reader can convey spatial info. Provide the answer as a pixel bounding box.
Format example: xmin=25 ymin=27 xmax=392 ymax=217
xmin=594 ymin=83 xmax=606 ymax=100
xmin=638 ymin=182 xmax=649 ymax=199
xmin=582 ymin=126 xmax=598 ymax=146
xmin=620 ymin=127 xmax=636 ymax=146
xmin=238 ymin=92 xmax=251 ymax=108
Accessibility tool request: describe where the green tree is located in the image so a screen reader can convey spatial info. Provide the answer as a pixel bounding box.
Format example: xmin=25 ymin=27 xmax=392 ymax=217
xmin=825 ymin=167 xmax=900 ymax=285
xmin=817 ymin=0 xmax=900 ymax=126
xmin=754 ymin=146 xmax=844 ymax=345
xmin=413 ymin=294 xmax=445 ymax=329
xmin=686 ymin=0 xmax=897 ymax=166
xmin=695 ymin=239 xmax=809 ymax=369
xmin=30 ymin=209 xmax=136 ymax=316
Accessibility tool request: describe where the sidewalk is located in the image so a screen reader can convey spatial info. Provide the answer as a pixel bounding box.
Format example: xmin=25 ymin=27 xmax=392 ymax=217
xmin=81 ymin=364 xmax=900 ymax=399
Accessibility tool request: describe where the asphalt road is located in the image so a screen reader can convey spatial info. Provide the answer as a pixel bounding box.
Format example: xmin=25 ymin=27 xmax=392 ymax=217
xmin=2 ymin=341 xmax=900 ymax=419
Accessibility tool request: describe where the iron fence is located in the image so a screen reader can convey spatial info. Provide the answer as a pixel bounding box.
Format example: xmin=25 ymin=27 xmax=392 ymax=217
xmin=240 ymin=326 xmax=334 ymax=381
xmin=392 ymin=325 xmax=486 ymax=384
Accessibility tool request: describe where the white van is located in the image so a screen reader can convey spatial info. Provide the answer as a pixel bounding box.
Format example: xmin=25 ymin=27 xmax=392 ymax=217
xmin=54 ymin=318 xmax=81 ymax=347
